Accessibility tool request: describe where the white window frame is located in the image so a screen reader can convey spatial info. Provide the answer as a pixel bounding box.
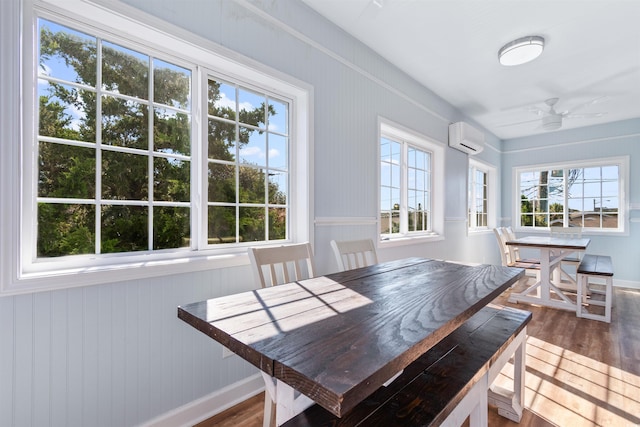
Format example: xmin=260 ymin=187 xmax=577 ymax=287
xmin=0 ymin=0 xmax=312 ymax=295
xmin=468 ymin=158 xmax=497 ymax=233
xmin=513 ymin=156 xmax=629 ymax=235
xmin=378 ymin=118 xmax=445 ymax=247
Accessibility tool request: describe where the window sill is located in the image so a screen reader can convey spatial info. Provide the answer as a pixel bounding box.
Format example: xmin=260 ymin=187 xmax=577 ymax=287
xmin=3 ymin=250 xmax=252 ymax=296
xmin=468 ymin=228 xmax=493 ymax=236
xmin=379 ymin=233 xmax=444 ymax=249
xmin=513 ymin=227 xmax=629 ymax=237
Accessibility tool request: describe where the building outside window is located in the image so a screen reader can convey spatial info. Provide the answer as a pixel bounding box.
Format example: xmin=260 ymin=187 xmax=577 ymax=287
xmin=516 ymin=157 xmax=628 ymax=232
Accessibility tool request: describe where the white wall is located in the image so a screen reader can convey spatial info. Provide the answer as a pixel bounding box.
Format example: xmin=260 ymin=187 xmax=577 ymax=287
xmin=5 ymin=0 xmax=635 ymax=426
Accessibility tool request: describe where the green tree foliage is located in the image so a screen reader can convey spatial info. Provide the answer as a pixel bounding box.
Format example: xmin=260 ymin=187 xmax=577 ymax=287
xmin=37 ymin=20 xmax=286 ymax=257
xmin=206 ymin=80 xmax=285 ymax=244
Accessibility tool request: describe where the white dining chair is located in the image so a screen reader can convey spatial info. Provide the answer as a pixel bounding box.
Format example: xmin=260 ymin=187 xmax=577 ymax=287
xmin=330 ymin=238 xmax=378 ymax=271
xmin=248 ymin=242 xmax=316 ymax=288
xmin=503 ymin=226 xmax=540 ymax=265
xmin=493 ymin=227 xmax=540 ymax=284
xmin=247 ymin=242 xmax=316 ymax=427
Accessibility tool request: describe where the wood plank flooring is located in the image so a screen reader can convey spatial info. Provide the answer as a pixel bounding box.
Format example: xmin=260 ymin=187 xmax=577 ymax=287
xmin=196 ymin=283 xmax=640 ymax=427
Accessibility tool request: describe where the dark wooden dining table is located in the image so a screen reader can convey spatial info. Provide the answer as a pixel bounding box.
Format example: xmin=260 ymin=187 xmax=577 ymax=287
xmin=177 ymin=257 xmax=524 ymax=424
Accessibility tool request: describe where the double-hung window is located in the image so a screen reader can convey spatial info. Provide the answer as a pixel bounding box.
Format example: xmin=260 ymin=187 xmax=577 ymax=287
xmin=4 ymin=0 xmax=310 ymax=294
xmin=516 ymin=157 xmax=628 ymax=233
xmin=379 ymin=119 xmax=444 ymax=242
xmin=468 ymin=159 xmax=496 ymax=232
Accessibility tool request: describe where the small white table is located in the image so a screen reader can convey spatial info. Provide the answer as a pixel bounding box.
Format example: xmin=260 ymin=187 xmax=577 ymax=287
xmin=506 ymin=235 xmax=590 ymax=311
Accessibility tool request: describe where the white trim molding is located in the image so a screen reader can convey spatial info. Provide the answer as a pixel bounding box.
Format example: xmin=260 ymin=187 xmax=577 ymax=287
xmin=141 ymin=374 xmax=263 ymax=427
xmin=503 ymin=132 xmax=640 ymax=155
xmin=445 ymin=217 xmax=467 ymax=222
xmin=315 ymin=217 xmax=377 ymax=226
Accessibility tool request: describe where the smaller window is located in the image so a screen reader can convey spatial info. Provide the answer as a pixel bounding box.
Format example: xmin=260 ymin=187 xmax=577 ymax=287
xmin=468 ymin=159 xmax=497 ymax=232
xmin=379 ymin=119 xmax=444 ymax=243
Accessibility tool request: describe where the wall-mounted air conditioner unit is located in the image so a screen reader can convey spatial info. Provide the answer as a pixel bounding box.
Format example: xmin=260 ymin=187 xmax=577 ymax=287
xmin=448 ymin=122 xmax=485 ymax=155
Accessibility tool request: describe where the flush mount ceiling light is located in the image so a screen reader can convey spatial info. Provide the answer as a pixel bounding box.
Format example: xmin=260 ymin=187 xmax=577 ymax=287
xmin=498 ymin=36 xmax=545 ymax=66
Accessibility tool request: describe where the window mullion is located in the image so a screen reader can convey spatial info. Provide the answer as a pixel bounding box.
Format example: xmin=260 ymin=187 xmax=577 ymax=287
xmin=563 ymin=168 xmax=569 ymax=227
xmin=400 ymin=141 xmax=408 ymax=235
xmin=148 ymin=56 xmax=155 ymax=251
xmin=264 ymin=100 xmax=269 ymax=241
xmin=470 ymin=166 xmax=476 ymax=229
xmin=234 ymin=86 xmax=240 ymax=244
xmin=96 ymin=38 xmax=103 ymax=255
xmin=195 ymin=67 xmax=207 ymax=250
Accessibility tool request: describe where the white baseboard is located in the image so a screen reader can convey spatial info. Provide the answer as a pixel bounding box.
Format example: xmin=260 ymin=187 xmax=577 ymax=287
xmin=614 ymin=278 xmax=640 ymax=290
xmin=140 ymin=374 xmax=264 ymax=427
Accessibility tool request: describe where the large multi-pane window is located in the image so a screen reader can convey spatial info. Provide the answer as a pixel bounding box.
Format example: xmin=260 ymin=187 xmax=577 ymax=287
xmin=12 ymin=4 xmax=311 ymax=295
xmin=35 ymin=17 xmax=294 ymax=259
xmin=517 ymin=158 xmax=627 ymax=231
xmin=380 ymin=122 xmax=443 ymax=240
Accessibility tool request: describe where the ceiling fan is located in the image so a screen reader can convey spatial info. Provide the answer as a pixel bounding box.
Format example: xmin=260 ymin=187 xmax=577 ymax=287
xmin=502 ymin=96 xmax=608 ymax=131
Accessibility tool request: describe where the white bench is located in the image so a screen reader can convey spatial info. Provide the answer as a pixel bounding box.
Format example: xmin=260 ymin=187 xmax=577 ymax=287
xmin=576 ymin=254 xmax=614 ymax=323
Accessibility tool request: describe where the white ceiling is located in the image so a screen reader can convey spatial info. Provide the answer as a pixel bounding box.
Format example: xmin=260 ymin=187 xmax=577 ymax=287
xmin=301 ymin=0 xmax=640 ymax=140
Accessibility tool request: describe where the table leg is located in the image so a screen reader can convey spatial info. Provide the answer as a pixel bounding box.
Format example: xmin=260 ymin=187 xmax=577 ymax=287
xmin=508 ymin=248 xmax=578 ymax=311
xmin=261 ymin=372 xmax=315 ymax=426
xmin=261 ymin=372 xmax=277 ymax=427
xmin=275 ymin=381 xmax=314 ymax=426
xmin=540 ymin=247 xmax=551 ymax=298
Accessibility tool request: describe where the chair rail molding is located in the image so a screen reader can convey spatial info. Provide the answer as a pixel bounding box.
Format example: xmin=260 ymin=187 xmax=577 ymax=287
xmin=315 ymin=217 xmax=377 ymax=226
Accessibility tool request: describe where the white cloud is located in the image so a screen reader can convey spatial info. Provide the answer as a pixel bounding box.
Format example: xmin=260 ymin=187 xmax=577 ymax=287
xmin=240 ymin=146 xmax=262 ymax=158
xmin=214 ymin=92 xmax=235 ymax=110
xmin=67 ymin=95 xmax=86 ymax=131
xmin=238 ymin=101 xmax=255 ymax=112
xmin=214 ymin=93 xmax=256 ymax=113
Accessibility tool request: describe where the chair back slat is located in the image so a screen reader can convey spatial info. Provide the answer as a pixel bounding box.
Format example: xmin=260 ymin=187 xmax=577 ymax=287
xmin=493 ymin=227 xmax=512 ymax=267
xmin=330 ymin=239 xmax=378 ymax=272
xmin=248 ymin=242 xmax=316 ymax=288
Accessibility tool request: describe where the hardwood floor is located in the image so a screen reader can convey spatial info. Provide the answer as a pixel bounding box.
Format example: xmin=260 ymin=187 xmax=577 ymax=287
xmin=197 ymin=283 xmax=640 ymax=427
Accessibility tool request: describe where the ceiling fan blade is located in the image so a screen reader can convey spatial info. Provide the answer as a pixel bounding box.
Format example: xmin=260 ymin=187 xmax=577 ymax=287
xmin=498 ymin=118 xmax=541 ymax=128
xmin=568 ymin=96 xmax=609 ymax=114
xmin=565 ymin=112 xmax=607 ymax=119
xmin=526 ymin=106 xmax=546 ymax=116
